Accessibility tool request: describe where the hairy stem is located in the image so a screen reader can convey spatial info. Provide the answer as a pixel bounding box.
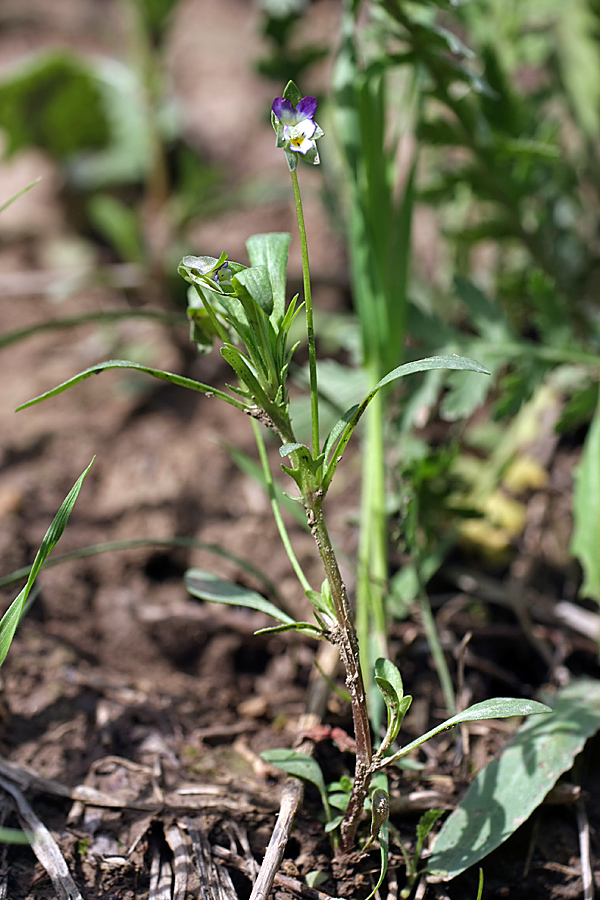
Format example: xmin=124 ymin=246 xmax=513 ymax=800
xmin=302 ymin=486 xmax=373 ymax=852
xmin=252 ymin=419 xmax=312 ymax=593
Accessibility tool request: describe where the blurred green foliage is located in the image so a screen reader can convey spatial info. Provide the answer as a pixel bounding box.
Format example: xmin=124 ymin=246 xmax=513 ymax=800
xmin=0 ymin=53 xmax=110 ymax=161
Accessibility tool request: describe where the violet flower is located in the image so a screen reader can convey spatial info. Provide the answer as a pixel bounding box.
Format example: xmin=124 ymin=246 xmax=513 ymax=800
xmin=272 ymin=96 xmax=321 ymax=156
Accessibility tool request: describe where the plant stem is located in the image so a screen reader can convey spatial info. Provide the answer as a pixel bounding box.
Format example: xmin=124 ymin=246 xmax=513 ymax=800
xmin=417 ymin=583 xmax=455 ymax=716
xmin=356 ymin=379 xmax=389 ymax=728
xmin=290 ymin=168 xmax=320 ymax=457
xmin=302 ymin=486 xmax=373 ymax=853
xmin=252 ymin=419 xmax=312 ymax=594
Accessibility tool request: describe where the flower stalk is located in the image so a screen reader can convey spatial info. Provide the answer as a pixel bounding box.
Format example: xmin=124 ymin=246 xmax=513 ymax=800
xmin=290 ymin=167 xmax=320 ymax=457
xmin=271 ymin=85 xmax=374 ymax=848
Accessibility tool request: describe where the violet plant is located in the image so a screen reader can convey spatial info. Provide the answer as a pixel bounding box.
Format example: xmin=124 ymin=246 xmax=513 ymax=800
xmin=17 ymin=81 xmax=551 ymax=856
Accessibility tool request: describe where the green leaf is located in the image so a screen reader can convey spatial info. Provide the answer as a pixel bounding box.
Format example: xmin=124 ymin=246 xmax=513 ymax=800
xmin=184 ymin=569 xmax=295 ymax=625
xmin=0 ymin=309 xmax=187 ymax=352
xmin=365 ymin=804 xmax=389 ymax=900
xmin=415 ymin=808 xmax=444 ymax=860
xmin=279 ymin=442 xmax=309 ymax=457
xmin=305 ymin=582 xmax=335 ymax=620
xmin=137 ymin=0 xmax=180 ymax=39
xmin=15 ymin=359 xmax=247 ymax=414
xmin=0 ymin=827 xmax=31 ymax=845
xmin=254 ymin=621 xmax=325 ymax=638
xmin=0 ymin=51 xmax=109 ymax=160
xmin=374 ymin=658 xmax=410 ymax=751
xmin=374 ymin=657 xmax=404 ymax=701
xmin=0 ymin=177 xmax=41 ymax=215
xmin=429 ymin=679 xmax=600 ymax=880
xmin=557 ymin=0 xmax=600 ymax=137
xmin=440 ymin=367 xmax=495 ymax=422
xmin=385 ymin=698 xmax=551 ymax=768
xmin=246 ymin=233 xmax=291 ymax=325
xmin=261 ymin=748 xmax=331 ymax=821
xmin=571 ymin=387 xmax=600 ymax=602
xmin=323 ymin=355 xmax=490 ymax=493
xmin=322 ymin=403 xmax=360 ymax=466
xmin=0 ymin=536 xmax=287 ymax=609
xmin=376 ymin=355 xmax=490 ymax=390
xmin=220 ymin=345 xmax=270 ymax=408
xmin=476 ymin=869 xmax=484 ymax=900
xmin=282 ymin=80 xmax=303 ymax=107
xmin=68 ymin=54 xmax=153 ymax=188
xmin=232 ymin=266 xmax=274 ymax=316
xmin=87 ymin=193 xmax=144 ymax=263
xmin=0 ymin=460 xmax=94 ymax=667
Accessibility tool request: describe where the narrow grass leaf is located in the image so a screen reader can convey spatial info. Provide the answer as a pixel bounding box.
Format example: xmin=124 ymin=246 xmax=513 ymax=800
xmin=0 ymin=459 xmax=94 ymax=667
xmin=428 ymin=679 xmax=600 ymax=880
xmin=184 ymin=569 xmax=295 ymax=625
xmin=0 ymin=310 xmax=186 ymax=351
xmin=0 ymin=177 xmax=41 ymax=214
xmin=0 ymin=536 xmax=283 ymax=601
xmin=15 ymin=359 xmax=247 ymax=412
xmin=0 ymin=827 xmax=31 ymax=844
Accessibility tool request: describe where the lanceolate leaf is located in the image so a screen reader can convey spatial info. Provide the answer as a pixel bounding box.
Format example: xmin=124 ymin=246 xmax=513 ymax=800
xmin=184 ymin=569 xmax=295 ymax=625
xmin=365 ymin=813 xmax=389 ymax=900
xmin=261 ymin=748 xmax=331 ymax=821
xmin=322 ymin=355 xmax=490 ymax=493
xmin=374 ymin=658 xmax=409 ymax=750
xmin=384 ymin=698 xmax=551 ymax=767
xmin=15 ymin=360 xmax=247 ymax=413
xmin=0 ymin=460 xmax=94 ymax=667
xmin=254 ymin=622 xmax=325 ymax=638
xmin=428 ymin=679 xmax=600 ymax=880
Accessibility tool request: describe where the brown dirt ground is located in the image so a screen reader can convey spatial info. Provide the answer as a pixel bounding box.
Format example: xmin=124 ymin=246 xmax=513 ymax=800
xmin=0 ymin=2 xmax=600 ymax=899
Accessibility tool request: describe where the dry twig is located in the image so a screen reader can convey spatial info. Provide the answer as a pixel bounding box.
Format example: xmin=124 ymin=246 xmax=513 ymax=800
xmin=0 ymin=774 xmax=83 ymax=900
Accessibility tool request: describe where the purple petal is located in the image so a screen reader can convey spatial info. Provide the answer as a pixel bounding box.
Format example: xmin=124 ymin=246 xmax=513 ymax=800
xmin=296 ymin=96 xmax=317 ymax=120
xmin=272 ymin=97 xmax=295 ymax=123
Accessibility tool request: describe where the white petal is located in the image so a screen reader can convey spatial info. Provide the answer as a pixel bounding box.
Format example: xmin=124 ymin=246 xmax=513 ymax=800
xmin=291 ymin=136 xmax=316 ymax=155
xmin=296 ymin=118 xmax=317 ymax=138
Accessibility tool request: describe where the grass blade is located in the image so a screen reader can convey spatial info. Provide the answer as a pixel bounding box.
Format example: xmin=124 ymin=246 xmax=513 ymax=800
xmin=0 ymin=459 xmax=94 ymax=667
xmin=15 ymin=359 xmax=247 ymax=413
